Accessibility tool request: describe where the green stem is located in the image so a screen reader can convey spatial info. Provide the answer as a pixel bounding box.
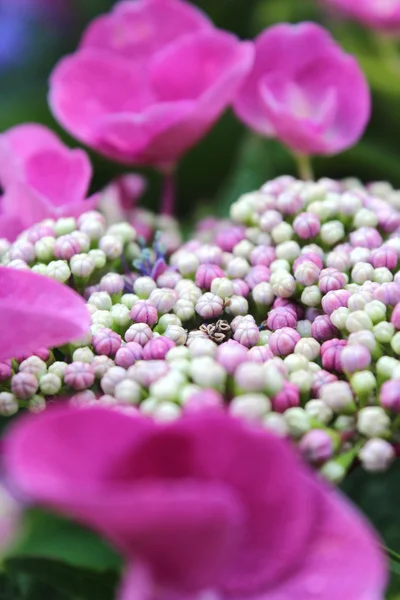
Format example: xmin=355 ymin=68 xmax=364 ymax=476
xmin=373 ymin=32 xmax=400 ymax=74
xmin=293 ymin=154 xmax=314 ymax=181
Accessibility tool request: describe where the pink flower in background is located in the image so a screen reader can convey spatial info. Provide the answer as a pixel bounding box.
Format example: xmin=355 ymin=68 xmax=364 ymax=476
xmin=0 ymin=267 xmax=90 ymax=360
xmin=0 ymin=124 xmax=97 ymax=241
xmin=324 ymin=0 xmax=400 ymax=32
xmin=234 ymin=22 xmax=370 ymax=156
xmin=5 ymin=407 xmax=387 ymax=600
xmin=49 ymin=0 xmax=254 ymax=169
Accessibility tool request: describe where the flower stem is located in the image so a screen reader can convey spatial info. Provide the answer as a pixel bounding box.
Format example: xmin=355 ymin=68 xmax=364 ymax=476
xmin=294 ymin=154 xmax=314 ymax=181
xmin=160 ymin=169 xmax=176 ymax=216
xmin=374 ymin=32 xmax=400 ymax=74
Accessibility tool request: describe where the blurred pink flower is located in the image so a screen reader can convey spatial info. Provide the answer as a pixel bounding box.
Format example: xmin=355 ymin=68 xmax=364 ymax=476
xmin=0 ymin=123 xmax=97 ymax=241
xmin=234 ymin=22 xmax=370 ymax=156
xmin=5 ymin=407 xmax=387 ymax=599
xmin=99 ymin=173 xmax=146 ymax=225
xmin=324 ymin=0 xmax=400 ymax=32
xmin=0 ymin=266 xmax=90 ymax=360
xmin=49 ymin=0 xmax=254 ymax=169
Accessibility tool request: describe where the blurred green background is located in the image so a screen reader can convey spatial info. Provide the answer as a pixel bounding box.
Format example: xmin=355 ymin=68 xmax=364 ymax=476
xmin=3 ymin=0 xmax=400 ymax=220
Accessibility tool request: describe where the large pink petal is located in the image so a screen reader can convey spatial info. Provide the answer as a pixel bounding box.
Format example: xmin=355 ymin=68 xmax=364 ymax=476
xmin=0 ymin=267 xmax=90 ymax=360
xmin=252 ymin=476 xmax=387 ymax=600
xmin=49 ymin=49 xmax=154 ymax=150
xmin=81 ymin=0 xmax=212 ymax=61
xmin=24 ymin=147 xmax=91 ymax=206
xmin=0 ymin=123 xmax=64 ymax=188
xmin=0 ymin=212 xmax=24 ymax=242
xmin=233 ymin=22 xmax=340 ymax=137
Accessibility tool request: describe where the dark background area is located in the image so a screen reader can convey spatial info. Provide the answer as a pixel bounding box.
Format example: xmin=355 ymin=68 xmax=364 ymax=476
xmin=2 ymin=0 xmax=399 ymax=220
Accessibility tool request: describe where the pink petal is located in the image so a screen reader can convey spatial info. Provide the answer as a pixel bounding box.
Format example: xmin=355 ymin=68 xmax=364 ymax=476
xmin=0 ymin=267 xmax=90 ymax=360
xmin=81 ymin=0 xmax=212 ymax=61
xmin=0 ymin=212 xmax=24 ymax=242
xmin=0 ymin=123 xmax=64 ymax=188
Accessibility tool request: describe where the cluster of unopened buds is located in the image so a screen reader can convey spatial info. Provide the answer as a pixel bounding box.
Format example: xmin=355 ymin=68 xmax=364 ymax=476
xmin=2 ymin=175 xmax=400 ymax=480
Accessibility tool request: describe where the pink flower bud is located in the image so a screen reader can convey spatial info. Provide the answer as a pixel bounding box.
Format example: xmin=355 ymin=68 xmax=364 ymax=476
xmin=196 ymin=244 xmax=223 ymax=266
xmin=233 ymin=320 xmax=260 ymax=348
xmin=272 ymin=298 xmax=303 ymax=319
xmin=311 ymin=315 xmax=339 ymax=342
xmin=64 ymin=362 xmax=95 ymax=390
xmin=293 ymin=252 xmax=323 ymax=271
xmin=195 ymin=292 xmax=224 ymax=319
xmin=53 ymin=234 xmax=81 ymax=260
xmin=341 ymin=344 xmax=371 ymax=373
xmin=271 ymin=381 xmax=300 ymax=413
xmin=115 ymin=342 xmax=143 ymax=368
xmin=11 ymin=372 xmax=38 ymax=400
xmin=99 ymin=273 xmax=125 ymax=295
xmin=130 ymin=300 xmax=158 ymax=327
xmin=184 ymin=389 xmax=224 ymax=413
xmin=276 ymin=190 xmax=304 ymax=215
xmin=156 ymin=271 xmax=181 ymax=289
xmin=321 ymin=289 xmax=351 ymax=315
xmin=259 ymin=209 xmax=281 ymax=231
xmin=299 ymin=430 xmax=334 ymax=464
xmin=318 ymin=268 xmax=346 ymax=293
xmin=293 ymin=212 xmax=320 ymax=239
xmin=149 ymin=288 xmax=177 ymax=313
xmin=195 ymin=263 xmax=225 ymax=289
xmin=92 ymin=328 xmax=121 ymax=357
xmin=321 ymin=339 xmax=347 ymax=373
xmin=370 ymin=246 xmax=398 ymax=270
xmin=245 ymin=265 xmax=270 ymax=289
xmin=376 ymin=208 xmax=400 ymax=233
xmin=311 ymin=369 xmax=338 ymax=397
xmin=350 ymin=227 xmax=382 ymax=249
xmin=215 ymin=225 xmax=245 ymax=252
xmin=231 ymin=278 xmax=249 ymax=296
xmin=391 ymin=303 xmax=400 ymax=330
xmin=380 ymin=380 xmax=400 ymax=413
xmin=0 ymin=361 xmax=12 ymax=382
xmin=9 ymin=241 xmax=35 ymax=263
xmin=249 ymin=245 xmax=276 ymax=267
xmin=142 ymin=336 xmax=175 ymax=360
xmin=266 ymin=307 xmax=297 ymax=331
xmin=127 ymin=360 xmax=169 ymax=387
xmin=32 ymin=348 xmax=50 ymax=361
xmin=294 ymin=261 xmax=320 ymax=286
xmin=125 ymin=323 xmax=153 ymax=346
xmin=216 ymin=340 xmax=248 ymax=374
xmin=26 ymin=224 xmax=55 ymax=244
xmin=92 ymin=355 xmax=115 ymax=378
xmin=374 ymin=282 xmax=400 ymax=305
xmin=247 ymin=345 xmax=274 ymax=362
xmin=269 ymin=327 xmax=300 ymax=357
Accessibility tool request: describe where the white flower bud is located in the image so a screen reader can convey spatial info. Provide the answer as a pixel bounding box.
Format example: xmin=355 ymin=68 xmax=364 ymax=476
xmin=252 ymin=282 xmax=274 ymax=305
xmin=233 ymin=240 xmax=254 ymax=259
xmin=177 ymin=252 xmax=199 ymax=276
xmin=275 ymin=240 xmax=300 ymax=262
xmin=357 ymin=407 xmax=390 ymax=437
xmin=301 ymin=285 xmax=321 ymax=307
xmin=226 ymin=256 xmax=250 ymax=278
xmin=350 ymin=247 xmax=370 ymax=266
xmin=304 ymin=399 xmax=333 ymax=424
xmin=107 ymin=223 xmax=136 ymax=243
xmin=346 ymin=310 xmax=373 ymax=333
xmin=225 ymin=295 xmax=248 ymax=317
xmin=271 ymin=273 xmax=296 ymax=298
xmin=188 ymin=337 xmax=217 ymax=358
xmin=134 ymin=276 xmax=157 ymax=298
xmin=31 ymin=263 xmax=48 ymax=275
xmin=320 ymin=381 xmax=354 ymax=412
xmin=150 ymin=372 xmax=186 ymax=402
xmin=46 ymin=260 xmax=71 ymax=282
xmin=211 ymin=277 xmax=234 ymax=298
xmin=284 ymin=354 xmax=309 ymax=373
xmin=230 ymin=197 xmax=255 ymax=224
xmin=91 ymin=310 xmax=113 ymax=328
xmin=89 ymin=292 xmax=112 ymax=311
xmin=101 ymin=366 xmax=127 ymax=394
xmin=353 ymin=208 xmax=378 ymax=228
xmin=149 ymin=288 xmax=177 ymax=314
xmin=79 ymin=219 xmax=105 ymax=240
xmin=284 ymin=407 xmax=311 ymax=438
xmin=153 ymin=401 xmax=181 ymax=422
xmin=48 ymin=361 xmax=68 ymax=378
xmin=320 ymin=221 xmax=344 ymax=246
xmin=99 ymin=235 xmax=123 ymax=259
xmin=263 ymin=364 xmax=284 ymax=396
xmin=373 ymin=267 xmax=393 ymax=284
xmin=121 ymin=294 xmax=139 ymax=309
xmin=377 ymin=356 xmax=399 ymax=379
xmin=190 ymin=357 xmax=226 ymax=390
xmin=54 ymin=217 xmax=76 ymax=236
xmin=359 ymin=439 xmax=395 ymax=472
xmin=230 ymin=394 xmax=271 ymax=421
xmin=0 ymin=392 xmax=18 ymax=416
xmin=271 ymin=222 xmax=293 ymax=244
xmin=88 ymin=249 xmax=107 ymax=269
xmin=35 ymin=237 xmax=55 ymax=262
xmin=351 ymin=262 xmax=374 ymax=285
xmin=262 ymin=412 xmax=289 ymax=436
xmin=330 ymin=307 xmax=349 ymax=330
xmin=164 ymin=325 xmax=187 ymax=345
xmin=320 ymin=461 xmax=345 ymax=484
xmin=39 ymin=373 xmax=62 ymax=395
xmin=72 ymin=347 xmax=94 ymax=363
xmin=70 ymin=253 xmax=95 ymax=278
xmin=289 ymin=369 xmax=313 ymax=393
xmin=295 ymin=338 xmax=320 ymax=360
xmin=114 ymin=379 xmax=142 ymax=404
xmin=110 ymin=304 xmax=130 ymax=328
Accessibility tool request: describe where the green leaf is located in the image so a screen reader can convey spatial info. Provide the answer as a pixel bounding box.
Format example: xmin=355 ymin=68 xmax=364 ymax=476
xmin=4 ymin=557 xmax=118 ymax=600
xmin=10 ymin=509 xmax=121 ymax=572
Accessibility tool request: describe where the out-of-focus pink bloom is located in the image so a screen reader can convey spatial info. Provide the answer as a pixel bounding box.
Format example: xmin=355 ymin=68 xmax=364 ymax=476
xmin=370 ymin=246 xmax=398 ymax=270
xmin=381 ymin=380 xmax=400 ymax=412
xmin=391 ymin=303 xmax=400 ymax=329
xmin=184 ymin=389 xmax=224 ymax=413
xmin=142 ymin=336 xmax=175 ymax=360
xmin=234 ymin=22 xmax=370 ymax=156
xmin=312 ymin=368 xmax=338 ymax=397
xmin=321 ymin=338 xmax=347 ymax=373
xmin=216 ymin=340 xmax=248 ymax=374
xmin=215 ymin=225 xmax=245 ymax=252
xmin=0 ymin=267 xmax=90 ymax=361
xmin=299 ymin=429 xmax=334 ymax=464
xmin=324 ymin=0 xmax=400 ymax=32
xmin=350 ymin=227 xmax=382 ymax=249
xmin=195 ymin=263 xmax=225 ymax=289
xmin=245 ymin=265 xmax=270 ymax=289
xmin=341 ymin=344 xmax=371 ymax=373
xmin=0 ymin=124 xmax=97 ymax=240
xmin=49 ymin=0 xmax=253 ymax=168
xmin=99 ymin=173 xmax=147 ymax=227
xmin=5 ymin=407 xmax=387 ymax=599
xmin=272 ymin=381 xmax=300 ymax=413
